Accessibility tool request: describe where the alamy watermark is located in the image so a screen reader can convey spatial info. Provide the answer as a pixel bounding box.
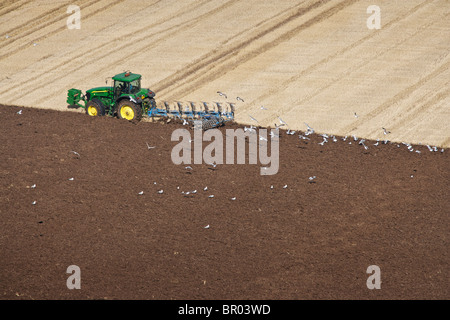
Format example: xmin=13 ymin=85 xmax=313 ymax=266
xmin=66 ymin=265 xmax=81 ymax=289
xmin=171 ymin=121 xmax=279 ymax=175
xmin=367 ymin=5 xmax=381 ymax=30
xmin=67 ymin=5 xmax=81 ymax=30
xmin=366 ymin=265 xmax=381 ymax=289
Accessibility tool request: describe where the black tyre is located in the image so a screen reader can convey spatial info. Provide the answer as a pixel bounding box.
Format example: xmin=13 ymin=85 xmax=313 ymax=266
xmin=85 ymin=99 xmax=105 ymax=117
xmin=117 ymin=99 xmax=142 ymax=121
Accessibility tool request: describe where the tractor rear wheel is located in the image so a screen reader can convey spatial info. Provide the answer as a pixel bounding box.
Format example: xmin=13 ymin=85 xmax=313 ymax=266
xmin=117 ymin=99 xmax=142 ymax=121
xmin=85 ymin=99 xmax=105 ymax=117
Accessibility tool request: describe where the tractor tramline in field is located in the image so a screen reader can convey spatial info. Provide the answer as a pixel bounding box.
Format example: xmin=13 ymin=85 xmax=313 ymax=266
xmin=66 ymin=71 xmax=235 ymax=130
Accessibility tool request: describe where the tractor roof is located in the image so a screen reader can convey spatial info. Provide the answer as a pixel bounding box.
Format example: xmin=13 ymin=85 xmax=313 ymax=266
xmin=112 ymin=72 xmax=141 ymax=82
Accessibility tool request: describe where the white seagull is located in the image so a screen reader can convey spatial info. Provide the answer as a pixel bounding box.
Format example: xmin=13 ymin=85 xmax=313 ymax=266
xmin=207 ymin=162 xmax=218 ymax=170
xmin=278 ymin=116 xmax=288 ymax=127
xmin=298 ymin=134 xmax=310 ymax=140
xmin=217 ymin=91 xmax=227 ymax=99
xmin=244 ymin=126 xmax=256 ymax=133
xmin=236 ymin=96 xmax=244 ymax=102
xmin=304 ymin=123 xmax=314 ymax=135
xmin=249 ymin=115 xmax=259 ymax=123
xmin=382 ymin=127 xmax=391 ymax=135
xmin=70 ymin=150 xmax=80 ymax=157
xmin=146 ymin=142 xmax=156 ymax=149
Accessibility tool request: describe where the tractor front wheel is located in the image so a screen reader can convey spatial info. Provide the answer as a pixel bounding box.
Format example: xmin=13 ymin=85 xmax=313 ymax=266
xmin=117 ymin=100 xmax=142 ymax=121
xmin=85 ymin=99 xmax=105 ymax=117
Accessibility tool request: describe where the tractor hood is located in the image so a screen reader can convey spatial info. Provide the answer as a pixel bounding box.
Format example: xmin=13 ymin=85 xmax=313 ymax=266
xmin=86 ymin=86 xmax=113 ymax=94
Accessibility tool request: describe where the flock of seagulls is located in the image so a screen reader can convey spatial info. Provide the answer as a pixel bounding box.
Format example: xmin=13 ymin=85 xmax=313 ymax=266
xmin=216 ymin=91 xmax=245 ymax=104
xmin=212 ymin=96 xmax=445 ymax=155
xmin=22 ymin=95 xmax=445 ymax=234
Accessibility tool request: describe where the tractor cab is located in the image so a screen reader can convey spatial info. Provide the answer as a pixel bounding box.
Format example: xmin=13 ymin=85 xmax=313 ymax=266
xmin=113 ymin=72 xmax=141 ymax=98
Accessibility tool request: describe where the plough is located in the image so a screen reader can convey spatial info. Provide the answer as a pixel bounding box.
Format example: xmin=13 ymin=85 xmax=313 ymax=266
xmin=66 ymin=71 xmax=235 ymax=130
xmin=149 ymin=101 xmax=235 ymax=130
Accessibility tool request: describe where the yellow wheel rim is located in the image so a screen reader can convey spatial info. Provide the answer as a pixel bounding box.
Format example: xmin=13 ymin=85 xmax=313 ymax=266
xmin=120 ymin=106 xmax=134 ymax=120
xmin=87 ymin=106 xmax=98 ymax=116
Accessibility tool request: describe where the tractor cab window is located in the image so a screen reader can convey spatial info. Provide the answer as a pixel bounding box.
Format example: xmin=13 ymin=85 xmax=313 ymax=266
xmin=114 ymin=80 xmax=126 ymax=97
xmin=128 ymin=79 xmax=141 ymax=94
xmin=114 ymin=79 xmax=141 ymax=96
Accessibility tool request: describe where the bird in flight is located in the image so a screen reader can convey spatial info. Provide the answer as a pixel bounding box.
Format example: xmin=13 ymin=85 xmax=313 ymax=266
xmin=217 ymin=91 xmax=227 ymax=99
xmin=382 ymin=127 xmax=391 ymax=135
xmin=278 ymin=116 xmax=288 ymax=127
xmin=304 ymin=123 xmax=314 ymax=135
xmin=249 ymin=115 xmax=259 ymax=123
xmin=146 ymin=142 xmax=156 ymax=149
xmin=207 ymin=162 xmax=218 ymax=170
xmin=236 ymin=96 xmax=244 ymax=102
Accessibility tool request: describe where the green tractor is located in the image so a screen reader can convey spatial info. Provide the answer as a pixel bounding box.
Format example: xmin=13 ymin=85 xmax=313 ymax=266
xmin=66 ymin=71 xmax=156 ymax=121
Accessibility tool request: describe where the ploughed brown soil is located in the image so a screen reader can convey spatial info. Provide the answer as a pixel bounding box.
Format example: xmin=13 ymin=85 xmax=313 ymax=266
xmin=1 ymin=105 xmax=448 ymax=300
